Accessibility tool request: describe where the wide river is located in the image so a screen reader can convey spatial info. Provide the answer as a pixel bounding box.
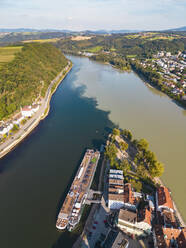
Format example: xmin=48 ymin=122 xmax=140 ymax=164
xmin=0 ymin=56 xmax=185 ymax=248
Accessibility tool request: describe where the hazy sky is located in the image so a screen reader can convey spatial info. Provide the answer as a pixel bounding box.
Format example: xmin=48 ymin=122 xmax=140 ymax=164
xmin=0 ymin=0 xmax=186 ymax=30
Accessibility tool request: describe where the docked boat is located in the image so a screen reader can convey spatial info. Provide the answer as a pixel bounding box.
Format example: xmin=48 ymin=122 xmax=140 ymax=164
xmin=56 ymin=149 xmax=100 ymax=231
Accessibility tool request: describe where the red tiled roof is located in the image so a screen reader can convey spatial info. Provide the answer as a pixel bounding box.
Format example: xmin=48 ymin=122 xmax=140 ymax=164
xmin=157 ymin=186 xmax=174 ymax=210
xmin=154 ymin=225 xmax=186 ymax=248
xmin=124 ymin=183 xmax=136 ymax=205
xmin=177 ymin=228 xmax=186 ymax=248
xmin=138 ymin=208 xmax=151 ymax=226
xmin=22 ymin=106 xmax=32 ymax=111
xmin=161 ymin=209 xmax=178 ymax=228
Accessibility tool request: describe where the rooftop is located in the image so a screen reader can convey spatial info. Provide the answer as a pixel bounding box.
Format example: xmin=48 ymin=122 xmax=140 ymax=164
xmin=109 ymin=193 xmax=124 ymax=202
xmin=138 ymin=207 xmax=151 ymax=226
xmin=118 ymin=208 xmax=137 ymax=223
xmin=109 ymin=179 xmax=124 ymax=186
xmin=22 ymin=106 xmax=32 ymax=111
xmin=124 ymin=183 xmax=136 ymax=206
xmin=157 ymin=186 xmax=174 ymax=211
xmin=162 ymin=209 xmax=178 ymax=228
xmin=154 ymin=225 xmax=186 ymax=248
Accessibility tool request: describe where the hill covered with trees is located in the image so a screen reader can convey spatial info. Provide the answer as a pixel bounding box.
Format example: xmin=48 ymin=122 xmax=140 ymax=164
xmin=0 ymin=43 xmax=68 ymax=120
xmin=56 ymin=32 xmax=186 ymax=58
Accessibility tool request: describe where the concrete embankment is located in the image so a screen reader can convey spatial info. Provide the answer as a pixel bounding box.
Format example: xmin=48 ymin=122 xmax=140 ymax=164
xmin=0 ymin=63 xmax=72 ymax=160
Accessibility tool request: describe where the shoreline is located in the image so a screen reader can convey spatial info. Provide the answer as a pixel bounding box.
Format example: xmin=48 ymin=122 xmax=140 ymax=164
xmin=155 ymin=176 xmax=186 ymax=227
xmin=131 ymin=66 xmax=186 ymax=109
xmin=0 ymin=62 xmax=73 ymax=160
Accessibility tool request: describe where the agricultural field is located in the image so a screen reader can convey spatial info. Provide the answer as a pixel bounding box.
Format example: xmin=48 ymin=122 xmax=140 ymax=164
xmin=71 ymin=36 xmax=92 ymax=41
xmin=22 ymin=38 xmax=61 ymax=43
xmin=87 ymin=46 xmax=103 ymax=53
xmin=125 ymin=32 xmax=181 ymax=41
xmin=0 ymin=46 xmax=22 ymax=68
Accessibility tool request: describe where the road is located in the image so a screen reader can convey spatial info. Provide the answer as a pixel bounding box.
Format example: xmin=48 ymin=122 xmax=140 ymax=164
xmin=0 ymin=62 xmax=71 ymax=159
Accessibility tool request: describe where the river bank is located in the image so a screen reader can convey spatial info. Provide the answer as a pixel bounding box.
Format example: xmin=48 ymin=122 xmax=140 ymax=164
xmin=0 ymin=61 xmax=72 ymax=160
xmin=154 ymin=176 xmax=186 ymax=227
xmin=0 ymin=55 xmax=185 ymax=248
xmin=130 ymin=64 xmax=186 ymax=109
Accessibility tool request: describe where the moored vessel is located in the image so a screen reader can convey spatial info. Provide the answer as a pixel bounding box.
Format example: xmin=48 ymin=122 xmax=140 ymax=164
xmin=56 ymin=149 xmax=100 ymax=231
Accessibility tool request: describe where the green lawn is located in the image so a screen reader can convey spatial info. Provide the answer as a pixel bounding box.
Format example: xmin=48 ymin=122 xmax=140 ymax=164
xmin=0 ymin=46 xmax=23 ymax=67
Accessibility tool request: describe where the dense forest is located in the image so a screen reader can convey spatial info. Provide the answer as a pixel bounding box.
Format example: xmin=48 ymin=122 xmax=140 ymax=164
xmin=0 ymin=43 xmax=68 ymax=119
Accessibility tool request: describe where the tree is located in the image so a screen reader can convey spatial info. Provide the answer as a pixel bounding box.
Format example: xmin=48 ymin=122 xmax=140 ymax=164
xmin=12 ymin=124 xmax=19 ymax=132
xmin=136 ymin=164 xmax=148 ymax=178
xmin=132 ymin=139 xmax=138 ymax=147
xmin=120 ymin=159 xmax=131 ymax=175
xmin=131 ymin=180 xmax=142 ymax=192
xmin=120 ymin=142 xmax=128 ymax=151
xmin=144 ymin=150 xmax=157 ymax=165
xmin=112 ymin=128 xmax=120 ymax=136
xmin=121 ymin=129 xmax=132 ymax=140
xmin=104 ymin=143 xmax=118 ymax=167
xmin=149 ymin=161 xmax=164 ymax=178
xmin=137 ymin=138 xmax=149 ymax=151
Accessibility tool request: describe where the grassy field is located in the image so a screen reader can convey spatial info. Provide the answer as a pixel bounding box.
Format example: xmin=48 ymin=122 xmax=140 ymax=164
xmin=22 ymin=38 xmax=61 ymax=43
xmin=87 ymin=46 xmax=103 ymax=53
xmin=125 ymin=33 xmax=181 ymax=41
xmin=0 ymin=46 xmax=22 ymax=68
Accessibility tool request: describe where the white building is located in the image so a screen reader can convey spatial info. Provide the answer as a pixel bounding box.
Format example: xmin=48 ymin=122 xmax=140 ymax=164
xmin=108 ymin=169 xmax=124 ymax=210
xmin=117 ymin=208 xmax=152 ymax=236
xmin=21 ymin=106 xmax=34 ymax=117
xmin=13 ymin=114 xmax=24 ymax=125
xmin=108 ymin=194 xmax=125 ymax=210
xmin=0 ymin=123 xmax=13 ymax=136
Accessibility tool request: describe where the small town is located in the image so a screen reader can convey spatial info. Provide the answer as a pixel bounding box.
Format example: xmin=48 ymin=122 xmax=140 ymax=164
xmin=137 ymin=51 xmax=186 ymax=99
xmin=73 ymin=129 xmax=186 ymax=248
xmin=0 ymin=104 xmax=40 ymax=138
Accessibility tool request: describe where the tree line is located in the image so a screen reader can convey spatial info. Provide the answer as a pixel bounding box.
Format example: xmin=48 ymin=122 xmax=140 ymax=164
xmin=0 ymin=43 xmax=68 ymax=120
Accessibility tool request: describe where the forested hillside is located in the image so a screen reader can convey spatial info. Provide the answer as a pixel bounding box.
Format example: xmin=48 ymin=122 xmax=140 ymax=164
xmin=0 ymin=43 xmax=68 ymax=119
xmin=57 ymin=32 xmax=186 ymax=58
xmin=0 ymin=31 xmax=69 ymax=44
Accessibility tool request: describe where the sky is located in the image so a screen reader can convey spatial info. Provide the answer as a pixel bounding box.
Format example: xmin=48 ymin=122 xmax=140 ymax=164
xmin=0 ymin=0 xmax=186 ymax=30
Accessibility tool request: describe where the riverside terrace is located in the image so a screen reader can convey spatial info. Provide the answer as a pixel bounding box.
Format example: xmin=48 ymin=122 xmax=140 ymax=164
xmin=56 ymin=149 xmax=100 ymax=230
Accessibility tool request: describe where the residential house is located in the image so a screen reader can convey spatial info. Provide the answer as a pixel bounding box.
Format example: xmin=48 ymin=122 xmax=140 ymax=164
xmin=156 ymin=186 xmax=174 ymax=213
xmin=117 ymin=207 xmax=152 ymax=236
xmin=123 ymin=183 xmax=139 ymax=211
xmin=153 ymin=225 xmax=186 ymax=248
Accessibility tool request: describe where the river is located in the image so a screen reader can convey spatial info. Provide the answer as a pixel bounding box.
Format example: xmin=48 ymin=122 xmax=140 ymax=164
xmin=0 ymin=55 xmax=185 ymax=248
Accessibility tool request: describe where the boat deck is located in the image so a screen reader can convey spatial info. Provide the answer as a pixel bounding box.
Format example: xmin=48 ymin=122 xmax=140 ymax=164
xmin=56 ymin=149 xmax=100 ymax=230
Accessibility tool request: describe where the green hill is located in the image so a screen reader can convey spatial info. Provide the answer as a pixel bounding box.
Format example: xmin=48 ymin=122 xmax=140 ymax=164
xmin=0 ymin=43 xmax=68 ymax=120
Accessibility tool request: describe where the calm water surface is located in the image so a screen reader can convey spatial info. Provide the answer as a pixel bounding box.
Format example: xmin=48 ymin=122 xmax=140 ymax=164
xmin=0 ymin=56 xmax=185 ymax=248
